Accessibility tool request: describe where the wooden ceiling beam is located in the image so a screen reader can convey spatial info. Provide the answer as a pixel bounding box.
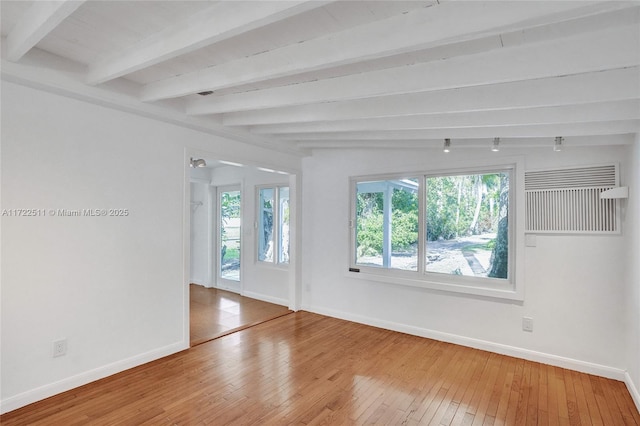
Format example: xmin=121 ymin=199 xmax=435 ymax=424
xmin=141 ymin=1 xmax=615 ymax=102
xmin=6 ymin=0 xmax=85 ymax=62
xmin=187 ymin=26 xmax=638 ymax=115
xmin=222 ymin=67 xmax=640 ymax=126
xmin=86 ymin=1 xmax=330 ymax=85
xmin=279 ymin=120 xmax=640 ymax=141
xmin=248 ymin=100 xmax=640 ymax=135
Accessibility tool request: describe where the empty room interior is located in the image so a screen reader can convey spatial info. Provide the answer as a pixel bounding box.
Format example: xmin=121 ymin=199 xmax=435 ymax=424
xmin=1 ymin=1 xmax=640 ymax=424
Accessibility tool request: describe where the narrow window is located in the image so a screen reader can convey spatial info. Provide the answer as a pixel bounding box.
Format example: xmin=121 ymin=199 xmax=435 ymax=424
xmin=220 ymin=188 xmax=241 ymax=282
xmin=258 ymin=188 xmax=274 ymax=262
xmin=258 ymin=186 xmax=290 ymax=266
xmin=278 ymin=187 xmax=290 ymax=264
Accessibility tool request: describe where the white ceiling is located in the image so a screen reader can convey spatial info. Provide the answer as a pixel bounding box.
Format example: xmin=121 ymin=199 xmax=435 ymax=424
xmin=1 ymin=0 xmax=639 ymax=154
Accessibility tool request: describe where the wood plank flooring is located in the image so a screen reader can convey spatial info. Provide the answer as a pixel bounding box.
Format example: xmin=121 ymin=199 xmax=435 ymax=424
xmin=2 ymin=311 xmax=639 ymax=425
xmin=190 ymin=284 xmax=292 ymax=346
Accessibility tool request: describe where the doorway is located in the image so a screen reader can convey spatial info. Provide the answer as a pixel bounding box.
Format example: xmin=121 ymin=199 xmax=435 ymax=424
xmin=185 ymin=153 xmax=301 ymax=348
xmin=217 ymin=186 xmax=241 ymax=293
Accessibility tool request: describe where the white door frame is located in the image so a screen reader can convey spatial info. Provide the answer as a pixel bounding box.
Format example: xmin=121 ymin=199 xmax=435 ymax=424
xmin=216 ymin=184 xmax=242 ymax=294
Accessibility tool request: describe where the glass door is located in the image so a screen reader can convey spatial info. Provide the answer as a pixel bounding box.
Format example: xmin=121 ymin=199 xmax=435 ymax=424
xmin=218 ymin=186 xmax=241 ymax=291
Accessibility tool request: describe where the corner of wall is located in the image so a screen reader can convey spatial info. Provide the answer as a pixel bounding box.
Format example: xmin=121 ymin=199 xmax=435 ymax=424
xmin=625 ymin=133 xmax=640 ymax=413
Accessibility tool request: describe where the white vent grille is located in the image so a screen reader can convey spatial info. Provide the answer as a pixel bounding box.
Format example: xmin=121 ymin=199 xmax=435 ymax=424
xmin=525 ymin=164 xmax=619 ymax=234
xmin=525 ymin=165 xmax=616 ymax=190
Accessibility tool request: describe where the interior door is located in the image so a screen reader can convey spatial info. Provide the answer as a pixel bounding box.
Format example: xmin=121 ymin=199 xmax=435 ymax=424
xmin=217 ymin=186 xmax=241 ymax=293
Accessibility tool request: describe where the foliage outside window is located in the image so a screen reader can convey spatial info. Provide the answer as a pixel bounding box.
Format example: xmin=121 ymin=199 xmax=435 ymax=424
xmin=220 ymin=189 xmax=241 ymax=281
xmin=356 ymin=179 xmax=419 ymax=271
xmin=352 ymin=167 xmax=514 ymax=295
xmin=258 ymin=186 xmax=290 ymax=265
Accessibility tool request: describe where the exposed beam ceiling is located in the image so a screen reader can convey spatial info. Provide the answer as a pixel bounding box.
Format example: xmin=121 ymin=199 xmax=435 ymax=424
xmin=140 ymin=1 xmax=617 ymax=102
xmin=5 ymin=0 xmax=85 ymax=61
xmin=0 ymin=0 xmax=638 ymax=152
xmin=187 ymin=26 xmax=638 ymax=115
xmin=222 ymin=68 xmax=640 ymax=126
xmin=248 ymin=101 xmax=640 ymax=134
xmin=86 ymin=1 xmax=330 ymax=85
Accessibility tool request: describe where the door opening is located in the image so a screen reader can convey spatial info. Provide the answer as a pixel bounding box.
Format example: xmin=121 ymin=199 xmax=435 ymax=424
xmin=218 ymin=186 xmax=241 ymax=293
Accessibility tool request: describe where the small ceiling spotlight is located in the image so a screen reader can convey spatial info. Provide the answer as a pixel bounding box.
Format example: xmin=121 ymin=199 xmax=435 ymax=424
xmin=554 ymin=136 xmax=564 ymax=152
xmin=443 ymin=138 xmax=451 ymax=153
xmin=492 ymin=137 xmax=500 ymax=152
xmin=190 ymin=157 xmax=207 ymax=168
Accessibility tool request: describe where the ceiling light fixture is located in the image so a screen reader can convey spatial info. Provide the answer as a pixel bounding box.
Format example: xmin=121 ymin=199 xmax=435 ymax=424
xmin=492 ymin=137 xmax=500 ymax=152
xmin=554 ymin=136 xmax=564 ymax=152
xmin=190 ymin=158 xmax=207 ymax=168
xmin=443 ymin=138 xmax=451 ymax=153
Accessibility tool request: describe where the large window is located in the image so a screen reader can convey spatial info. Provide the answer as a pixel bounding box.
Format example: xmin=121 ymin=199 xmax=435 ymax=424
xmin=351 ymin=164 xmax=519 ymax=298
xmin=356 ymin=179 xmax=419 ymax=271
xmin=258 ymin=186 xmax=290 ymax=265
xmin=425 ymin=172 xmax=509 ymax=279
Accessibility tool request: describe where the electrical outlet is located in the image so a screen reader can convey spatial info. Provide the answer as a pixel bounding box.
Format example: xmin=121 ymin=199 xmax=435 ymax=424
xmin=522 ymin=317 xmax=534 ymax=332
xmin=53 ymin=339 xmax=67 ymax=357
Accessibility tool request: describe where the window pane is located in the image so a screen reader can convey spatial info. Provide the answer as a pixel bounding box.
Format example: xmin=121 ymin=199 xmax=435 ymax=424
xmin=356 ymin=179 xmax=419 ymax=271
xmin=220 ymin=190 xmax=241 ymax=281
xmin=258 ymin=188 xmax=274 ymax=262
xmin=425 ymin=173 xmax=509 ymax=279
xmin=278 ymin=187 xmax=290 ymax=264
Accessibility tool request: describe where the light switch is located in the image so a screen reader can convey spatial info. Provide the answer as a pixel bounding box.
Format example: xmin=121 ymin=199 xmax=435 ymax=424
xmin=525 ymin=234 xmax=537 ymax=247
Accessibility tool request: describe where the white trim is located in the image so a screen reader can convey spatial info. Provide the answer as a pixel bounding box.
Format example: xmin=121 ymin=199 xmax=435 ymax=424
xmin=0 ymin=341 xmax=186 ymax=415
xmin=302 ymin=304 xmax=627 ymax=381
xmin=182 ymin=150 xmax=191 ymax=349
xmin=625 ymin=371 xmax=640 ymax=414
xmin=288 ymin=173 xmax=302 ymax=311
xmin=242 ymin=290 xmax=288 ymax=307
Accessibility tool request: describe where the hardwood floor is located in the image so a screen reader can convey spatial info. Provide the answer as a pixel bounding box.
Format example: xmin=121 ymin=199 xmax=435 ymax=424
xmin=190 ymin=284 xmax=292 ymax=346
xmin=2 ymin=312 xmax=639 ymax=425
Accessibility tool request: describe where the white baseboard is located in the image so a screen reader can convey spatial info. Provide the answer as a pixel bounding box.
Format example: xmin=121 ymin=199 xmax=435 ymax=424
xmin=302 ymin=304 xmax=627 ymax=381
xmin=625 ymin=372 xmax=640 ymax=414
xmin=0 ymin=341 xmax=186 ymax=415
xmin=242 ymin=290 xmax=288 ymax=307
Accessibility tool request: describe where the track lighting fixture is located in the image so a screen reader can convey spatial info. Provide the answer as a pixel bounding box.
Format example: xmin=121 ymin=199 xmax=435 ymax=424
xmin=443 ymin=138 xmax=451 ymax=153
xmin=554 ymin=136 xmax=564 ymax=152
xmin=190 ymin=157 xmax=207 ymax=168
xmin=492 ymin=137 xmax=500 ymax=152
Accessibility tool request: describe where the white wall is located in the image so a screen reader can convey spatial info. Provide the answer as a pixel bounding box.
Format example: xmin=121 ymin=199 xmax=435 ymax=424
xmin=0 ymin=81 xmax=301 ymax=412
xmin=190 ymin=179 xmax=210 ymax=286
xmin=625 ymin=134 xmax=640 ymax=407
xmin=301 ymin=144 xmax=630 ymax=378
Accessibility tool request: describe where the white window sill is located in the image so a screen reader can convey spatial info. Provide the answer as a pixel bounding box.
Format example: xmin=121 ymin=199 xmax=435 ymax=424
xmin=344 ymin=269 xmax=524 ymax=302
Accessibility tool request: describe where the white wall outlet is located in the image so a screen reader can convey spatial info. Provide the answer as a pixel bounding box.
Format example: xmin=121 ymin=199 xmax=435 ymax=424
xmin=53 ymin=339 xmax=67 ymax=357
xmin=522 ymin=317 xmax=534 ymax=332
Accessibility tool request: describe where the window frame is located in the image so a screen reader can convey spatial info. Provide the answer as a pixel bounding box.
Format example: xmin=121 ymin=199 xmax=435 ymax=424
xmin=349 ymin=159 xmax=524 ymax=301
xmin=256 ymin=185 xmax=290 ymax=268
